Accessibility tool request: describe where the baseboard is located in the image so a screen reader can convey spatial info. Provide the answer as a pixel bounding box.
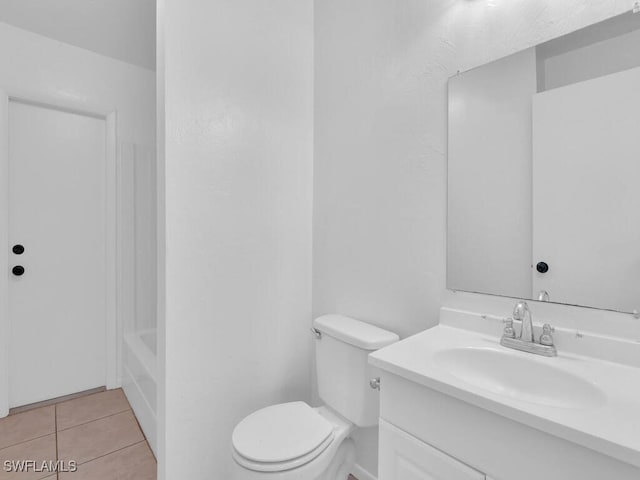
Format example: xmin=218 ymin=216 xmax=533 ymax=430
xmin=352 ymin=463 xmax=377 ymax=480
xmin=8 ymin=386 xmax=106 ymax=415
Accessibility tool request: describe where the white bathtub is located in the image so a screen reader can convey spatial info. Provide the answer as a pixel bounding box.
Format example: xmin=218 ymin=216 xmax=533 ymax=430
xmin=123 ymin=329 xmax=157 ymax=455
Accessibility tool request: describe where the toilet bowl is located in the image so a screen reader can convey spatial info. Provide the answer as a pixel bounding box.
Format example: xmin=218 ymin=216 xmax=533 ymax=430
xmin=230 ymin=315 xmax=399 ymax=480
xmin=231 ymin=404 xmax=355 ymax=479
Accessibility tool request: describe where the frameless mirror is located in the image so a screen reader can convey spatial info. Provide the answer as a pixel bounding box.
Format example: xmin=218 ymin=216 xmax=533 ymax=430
xmin=447 ymin=11 xmax=640 ymax=313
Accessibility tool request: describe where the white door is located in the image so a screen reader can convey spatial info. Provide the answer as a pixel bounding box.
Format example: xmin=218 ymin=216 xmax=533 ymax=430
xmin=532 ymin=67 xmax=640 ymax=312
xmin=8 ymin=100 xmax=107 ymax=407
xmin=379 ymin=420 xmax=486 ymax=480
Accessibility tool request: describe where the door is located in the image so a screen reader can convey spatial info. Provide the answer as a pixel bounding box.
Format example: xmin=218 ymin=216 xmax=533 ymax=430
xmin=532 ymin=67 xmax=640 ymax=312
xmin=8 ymin=100 xmax=107 ymax=407
xmin=379 ymin=420 xmax=486 ymax=480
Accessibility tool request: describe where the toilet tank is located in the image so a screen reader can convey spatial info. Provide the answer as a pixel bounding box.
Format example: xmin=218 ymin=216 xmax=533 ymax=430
xmin=313 ymin=315 xmax=399 ymax=427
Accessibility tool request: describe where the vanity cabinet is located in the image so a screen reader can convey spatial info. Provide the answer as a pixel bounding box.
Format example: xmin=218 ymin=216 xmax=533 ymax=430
xmin=379 ymin=419 xmax=485 ymax=480
xmin=377 ymin=372 xmax=640 ymax=480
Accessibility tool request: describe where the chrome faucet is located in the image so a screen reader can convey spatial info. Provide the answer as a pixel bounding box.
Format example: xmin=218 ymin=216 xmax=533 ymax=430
xmin=500 ymin=301 xmax=557 ymax=357
xmin=513 ymin=301 xmax=534 ymax=342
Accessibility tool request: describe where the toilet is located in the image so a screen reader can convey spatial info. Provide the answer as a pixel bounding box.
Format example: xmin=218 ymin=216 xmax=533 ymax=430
xmin=231 ymin=314 xmax=399 ymax=480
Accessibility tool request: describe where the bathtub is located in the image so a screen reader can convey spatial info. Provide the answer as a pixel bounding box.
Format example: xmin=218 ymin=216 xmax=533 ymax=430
xmin=123 ymin=328 xmax=157 ymax=455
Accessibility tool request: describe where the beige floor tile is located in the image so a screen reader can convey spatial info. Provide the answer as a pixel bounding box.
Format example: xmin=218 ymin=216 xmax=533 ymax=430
xmin=57 ymin=411 xmax=144 ymax=465
xmin=0 ymin=434 xmax=56 ymax=480
xmin=56 ymin=390 xmax=130 ymax=431
xmin=59 ymin=442 xmax=156 ymax=480
xmin=0 ymin=407 xmax=55 ymax=450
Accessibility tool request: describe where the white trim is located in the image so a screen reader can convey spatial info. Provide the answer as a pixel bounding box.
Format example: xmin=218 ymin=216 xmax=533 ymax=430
xmin=352 ymin=463 xmax=377 ymax=480
xmin=122 ymin=365 xmax=157 ymax=454
xmin=115 ymin=142 xmax=131 ymax=389
xmin=4 ymin=96 xmax=106 ymax=121
xmin=0 ymin=91 xmax=120 ymax=415
xmin=105 ymin=111 xmax=119 ymax=389
xmin=0 ymin=89 xmax=9 ymax=418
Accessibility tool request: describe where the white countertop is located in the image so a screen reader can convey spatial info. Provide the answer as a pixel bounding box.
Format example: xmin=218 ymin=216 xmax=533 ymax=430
xmin=369 ymin=322 xmax=640 ymax=468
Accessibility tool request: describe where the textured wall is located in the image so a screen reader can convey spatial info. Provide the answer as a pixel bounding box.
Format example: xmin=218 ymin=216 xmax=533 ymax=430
xmin=314 ymin=0 xmax=633 ymax=475
xmin=160 ymin=0 xmax=314 ymax=478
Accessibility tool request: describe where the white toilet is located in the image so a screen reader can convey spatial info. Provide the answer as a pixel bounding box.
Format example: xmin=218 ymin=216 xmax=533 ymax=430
xmin=231 ymin=314 xmax=399 ymax=480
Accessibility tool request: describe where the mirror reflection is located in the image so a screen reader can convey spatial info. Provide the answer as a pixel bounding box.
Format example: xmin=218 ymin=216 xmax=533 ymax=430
xmin=447 ymin=12 xmax=640 ymax=313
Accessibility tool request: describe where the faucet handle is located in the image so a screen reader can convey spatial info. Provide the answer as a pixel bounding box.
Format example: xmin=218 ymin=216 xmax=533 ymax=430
xmin=540 ymin=323 xmax=554 ymax=346
xmin=502 ymin=317 xmax=516 ymax=339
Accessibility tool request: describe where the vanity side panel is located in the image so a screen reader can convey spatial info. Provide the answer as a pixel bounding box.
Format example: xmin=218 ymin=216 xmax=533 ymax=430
xmin=379 ymin=373 xmax=640 ymax=480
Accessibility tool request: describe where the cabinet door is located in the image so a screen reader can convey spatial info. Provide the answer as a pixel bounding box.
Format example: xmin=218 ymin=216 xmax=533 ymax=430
xmin=379 ymin=420 xmax=485 ymax=480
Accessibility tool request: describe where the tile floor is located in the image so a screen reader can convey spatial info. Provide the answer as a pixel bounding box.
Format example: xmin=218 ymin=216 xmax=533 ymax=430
xmin=0 ymin=389 xmax=156 ymax=480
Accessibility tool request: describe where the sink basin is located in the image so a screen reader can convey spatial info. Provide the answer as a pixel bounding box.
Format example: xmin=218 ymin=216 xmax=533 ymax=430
xmin=433 ymin=347 xmax=606 ymax=409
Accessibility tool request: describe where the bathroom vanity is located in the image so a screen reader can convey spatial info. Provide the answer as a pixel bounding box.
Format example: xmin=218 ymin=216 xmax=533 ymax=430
xmin=369 ymin=308 xmax=640 ymax=480
xmin=400 ymin=10 xmax=640 ymax=480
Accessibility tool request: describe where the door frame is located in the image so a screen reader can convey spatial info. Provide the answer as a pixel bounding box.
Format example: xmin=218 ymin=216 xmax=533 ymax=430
xmin=0 ymin=89 xmax=119 ymax=416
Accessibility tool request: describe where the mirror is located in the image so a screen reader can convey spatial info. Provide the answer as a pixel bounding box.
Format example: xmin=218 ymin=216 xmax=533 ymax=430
xmin=447 ymin=11 xmax=640 ymax=313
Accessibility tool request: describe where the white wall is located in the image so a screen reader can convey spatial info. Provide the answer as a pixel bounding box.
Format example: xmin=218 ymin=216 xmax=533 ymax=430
xmin=159 ymin=0 xmax=314 ymax=478
xmin=448 ymin=48 xmax=536 ymax=299
xmin=313 ymin=0 xmax=633 ymax=476
xmin=0 ymin=21 xmax=155 ymax=146
xmin=0 ymin=0 xmax=156 ymax=70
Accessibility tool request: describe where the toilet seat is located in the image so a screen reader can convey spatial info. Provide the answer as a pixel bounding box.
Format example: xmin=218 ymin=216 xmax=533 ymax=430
xmin=232 ymin=402 xmax=335 ymax=472
xmin=233 ymin=434 xmax=335 ymax=472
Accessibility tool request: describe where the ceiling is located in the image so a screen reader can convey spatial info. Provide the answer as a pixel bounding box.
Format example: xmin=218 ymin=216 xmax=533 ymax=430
xmin=0 ymin=0 xmax=156 ymax=70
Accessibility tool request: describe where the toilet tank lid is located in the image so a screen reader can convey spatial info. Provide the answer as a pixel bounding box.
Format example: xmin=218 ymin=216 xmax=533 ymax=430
xmin=313 ymin=315 xmax=399 ymax=350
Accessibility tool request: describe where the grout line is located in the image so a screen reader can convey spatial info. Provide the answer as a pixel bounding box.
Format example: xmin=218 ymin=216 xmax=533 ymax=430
xmin=3 ymin=391 xmax=154 ymax=477
xmin=2 ymin=406 xmax=132 ymax=449
xmin=54 ymin=404 xmax=59 ymax=462
xmin=0 ymin=431 xmax=56 ymax=451
xmin=0 ymin=431 xmax=57 ymax=452
xmin=54 ymin=404 xmax=59 ymax=479
xmin=0 ymin=433 xmax=58 ymax=480
xmin=75 ymin=440 xmax=148 ymax=467
xmin=36 ymin=470 xmax=56 ymax=480
xmin=56 ymin=408 xmax=132 ymax=433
